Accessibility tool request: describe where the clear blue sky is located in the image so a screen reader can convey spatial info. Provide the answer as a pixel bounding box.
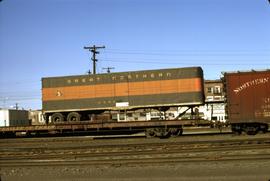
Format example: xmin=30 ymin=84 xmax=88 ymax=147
xmin=0 ymin=0 xmax=269 ymax=110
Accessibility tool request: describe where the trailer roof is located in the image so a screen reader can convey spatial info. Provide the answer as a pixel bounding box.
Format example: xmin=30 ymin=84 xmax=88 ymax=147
xmin=42 ymin=66 xmax=202 ymax=79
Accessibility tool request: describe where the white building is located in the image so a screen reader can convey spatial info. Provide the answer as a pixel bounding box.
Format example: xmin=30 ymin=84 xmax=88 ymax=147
xmin=201 ymin=80 xmax=226 ymax=122
xmin=0 ymin=109 xmax=30 ymax=127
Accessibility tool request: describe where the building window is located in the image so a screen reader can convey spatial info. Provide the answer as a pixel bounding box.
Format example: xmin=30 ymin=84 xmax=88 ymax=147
xmin=214 ymin=86 xmax=221 ymax=94
xmin=207 ymin=87 xmax=213 ymax=93
xmin=206 ymin=96 xmax=214 ymax=101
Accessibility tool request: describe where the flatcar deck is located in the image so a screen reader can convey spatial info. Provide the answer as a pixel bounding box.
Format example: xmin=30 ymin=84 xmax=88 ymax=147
xmin=0 ymin=119 xmax=211 ymax=137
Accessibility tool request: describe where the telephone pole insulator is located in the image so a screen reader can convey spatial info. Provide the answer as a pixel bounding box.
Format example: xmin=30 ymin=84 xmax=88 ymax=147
xmin=84 ymin=45 xmax=105 ymax=74
xmin=103 ymin=67 xmax=115 ymax=73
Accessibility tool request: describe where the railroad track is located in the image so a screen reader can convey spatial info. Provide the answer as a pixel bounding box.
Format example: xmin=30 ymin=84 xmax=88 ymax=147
xmin=1 ymin=133 xmax=270 ymax=167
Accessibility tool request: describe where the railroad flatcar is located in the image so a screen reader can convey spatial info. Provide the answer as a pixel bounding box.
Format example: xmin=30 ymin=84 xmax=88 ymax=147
xmin=42 ymin=67 xmax=204 ymax=123
xmin=1 ymin=67 xmax=269 ymax=138
xmin=224 ymin=69 xmax=270 ymax=135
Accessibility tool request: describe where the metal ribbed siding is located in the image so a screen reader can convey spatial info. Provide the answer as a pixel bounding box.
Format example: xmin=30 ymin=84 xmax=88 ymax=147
xmin=42 ymin=67 xmax=204 ymax=112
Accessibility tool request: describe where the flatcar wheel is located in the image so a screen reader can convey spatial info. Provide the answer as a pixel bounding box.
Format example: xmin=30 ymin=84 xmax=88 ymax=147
xmin=67 ymin=112 xmax=81 ymax=122
xmin=145 ymin=129 xmax=156 ymax=138
xmin=154 ymin=128 xmax=171 ymax=138
xmin=51 ymin=113 xmax=64 ymax=123
xmin=169 ymin=128 xmax=183 ymax=137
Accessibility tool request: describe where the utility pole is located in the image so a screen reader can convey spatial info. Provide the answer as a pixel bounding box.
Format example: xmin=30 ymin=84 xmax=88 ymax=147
xmin=15 ymin=103 xmax=19 ymax=110
xmin=102 ymin=67 xmax=115 ymax=73
xmin=84 ymin=45 xmax=105 ymax=74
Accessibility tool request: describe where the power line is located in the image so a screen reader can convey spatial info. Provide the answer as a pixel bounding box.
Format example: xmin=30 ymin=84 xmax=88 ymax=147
xmin=100 ymin=59 xmax=270 ymax=66
xmin=0 ymin=96 xmax=40 ymax=101
xmin=0 ymin=80 xmax=40 ymax=85
xmin=105 ymin=49 xmax=270 ymax=56
xmin=106 ymin=48 xmax=270 ymax=52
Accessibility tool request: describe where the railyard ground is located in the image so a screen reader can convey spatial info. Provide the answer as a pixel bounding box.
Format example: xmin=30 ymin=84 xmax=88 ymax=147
xmin=1 ymin=159 xmax=270 ymax=181
xmin=1 ymin=132 xmax=270 ymax=181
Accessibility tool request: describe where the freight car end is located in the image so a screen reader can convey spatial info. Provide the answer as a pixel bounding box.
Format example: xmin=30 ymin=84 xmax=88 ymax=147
xmin=224 ymin=69 xmax=270 ymax=135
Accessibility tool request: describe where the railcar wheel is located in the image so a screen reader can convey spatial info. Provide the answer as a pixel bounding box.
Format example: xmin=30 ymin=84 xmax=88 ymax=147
xmin=67 ymin=112 xmax=81 ymax=122
xmin=145 ymin=129 xmax=156 ymax=138
xmin=259 ymin=124 xmax=268 ymax=133
xmin=245 ymin=127 xmax=258 ymax=135
xmin=231 ymin=124 xmax=242 ymax=135
xmin=169 ymin=128 xmax=183 ymax=137
xmin=51 ymin=113 xmax=64 ymax=123
xmin=154 ymin=128 xmax=171 ymax=138
xmin=232 ymin=130 xmax=242 ymax=135
xmin=246 ymin=130 xmax=258 ymax=135
xmin=243 ymin=124 xmax=259 ymax=135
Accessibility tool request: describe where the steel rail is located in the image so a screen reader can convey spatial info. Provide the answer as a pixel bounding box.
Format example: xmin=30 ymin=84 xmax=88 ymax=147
xmin=1 ymin=137 xmax=270 ymax=167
